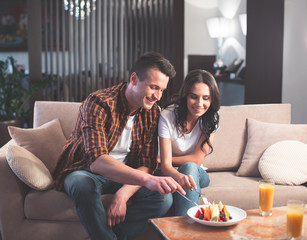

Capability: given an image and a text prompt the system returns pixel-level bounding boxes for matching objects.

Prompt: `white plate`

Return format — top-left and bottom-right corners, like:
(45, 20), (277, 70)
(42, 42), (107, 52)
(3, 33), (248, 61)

(187, 205), (247, 227)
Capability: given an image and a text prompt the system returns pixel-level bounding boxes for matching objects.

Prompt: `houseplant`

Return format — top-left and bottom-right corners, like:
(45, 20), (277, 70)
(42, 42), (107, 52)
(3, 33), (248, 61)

(0, 56), (52, 146)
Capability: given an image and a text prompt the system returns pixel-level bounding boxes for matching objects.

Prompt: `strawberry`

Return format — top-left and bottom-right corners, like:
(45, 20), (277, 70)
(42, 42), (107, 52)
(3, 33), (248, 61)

(195, 209), (201, 218)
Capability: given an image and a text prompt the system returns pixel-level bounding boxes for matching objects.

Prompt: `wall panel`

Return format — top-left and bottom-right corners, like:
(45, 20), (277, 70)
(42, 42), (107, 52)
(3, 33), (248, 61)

(41, 0), (179, 103)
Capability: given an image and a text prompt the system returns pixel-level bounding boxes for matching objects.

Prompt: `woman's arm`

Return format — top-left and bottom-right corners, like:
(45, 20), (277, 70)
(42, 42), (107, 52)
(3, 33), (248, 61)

(159, 137), (183, 181)
(171, 132), (216, 167)
(159, 132), (215, 190)
(159, 137), (197, 190)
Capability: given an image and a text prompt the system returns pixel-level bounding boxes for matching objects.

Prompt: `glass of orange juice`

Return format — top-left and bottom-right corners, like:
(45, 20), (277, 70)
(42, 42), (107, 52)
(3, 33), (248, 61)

(287, 200), (305, 239)
(259, 180), (274, 216)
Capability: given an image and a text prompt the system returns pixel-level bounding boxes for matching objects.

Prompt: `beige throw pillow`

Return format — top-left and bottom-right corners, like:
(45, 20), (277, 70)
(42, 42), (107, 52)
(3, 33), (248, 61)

(6, 145), (54, 190)
(8, 118), (67, 173)
(258, 140), (307, 185)
(236, 118), (307, 177)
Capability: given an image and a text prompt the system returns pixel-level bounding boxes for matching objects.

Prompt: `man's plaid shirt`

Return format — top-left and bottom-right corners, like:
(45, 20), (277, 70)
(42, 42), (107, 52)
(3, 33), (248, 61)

(52, 82), (160, 191)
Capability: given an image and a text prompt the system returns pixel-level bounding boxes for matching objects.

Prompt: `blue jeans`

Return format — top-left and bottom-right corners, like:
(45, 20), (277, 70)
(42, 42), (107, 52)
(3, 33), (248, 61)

(174, 162), (210, 216)
(63, 170), (173, 240)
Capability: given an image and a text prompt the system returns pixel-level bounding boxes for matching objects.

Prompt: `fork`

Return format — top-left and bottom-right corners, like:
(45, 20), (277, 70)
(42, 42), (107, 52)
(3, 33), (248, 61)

(192, 187), (210, 205)
(176, 191), (204, 214)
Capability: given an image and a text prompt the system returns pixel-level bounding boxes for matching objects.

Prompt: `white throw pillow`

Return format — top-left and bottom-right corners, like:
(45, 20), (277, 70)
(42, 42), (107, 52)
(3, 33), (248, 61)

(258, 140), (307, 185)
(6, 145), (54, 190)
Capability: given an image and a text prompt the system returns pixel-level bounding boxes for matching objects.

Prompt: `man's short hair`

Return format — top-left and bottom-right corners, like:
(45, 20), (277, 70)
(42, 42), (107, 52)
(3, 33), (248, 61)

(131, 52), (176, 81)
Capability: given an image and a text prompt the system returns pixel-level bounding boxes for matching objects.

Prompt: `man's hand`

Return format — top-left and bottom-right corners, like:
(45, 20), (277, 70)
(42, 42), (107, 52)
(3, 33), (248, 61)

(107, 193), (128, 227)
(177, 174), (197, 191)
(145, 175), (186, 196)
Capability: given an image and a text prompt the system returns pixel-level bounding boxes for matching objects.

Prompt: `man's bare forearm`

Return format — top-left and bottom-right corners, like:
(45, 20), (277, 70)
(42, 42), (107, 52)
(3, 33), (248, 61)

(90, 155), (150, 186)
(115, 166), (152, 201)
(90, 154), (185, 195)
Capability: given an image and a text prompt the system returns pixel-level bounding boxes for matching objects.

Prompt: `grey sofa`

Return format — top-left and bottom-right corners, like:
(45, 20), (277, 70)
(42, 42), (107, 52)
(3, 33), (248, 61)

(0, 101), (306, 240)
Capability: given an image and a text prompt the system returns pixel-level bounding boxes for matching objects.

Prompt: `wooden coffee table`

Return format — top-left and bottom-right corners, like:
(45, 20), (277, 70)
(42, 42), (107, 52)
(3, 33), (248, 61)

(149, 206), (307, 240)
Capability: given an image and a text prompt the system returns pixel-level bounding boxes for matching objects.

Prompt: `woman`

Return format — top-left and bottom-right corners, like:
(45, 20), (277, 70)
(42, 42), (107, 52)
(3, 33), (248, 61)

(158, 69), (220, 216)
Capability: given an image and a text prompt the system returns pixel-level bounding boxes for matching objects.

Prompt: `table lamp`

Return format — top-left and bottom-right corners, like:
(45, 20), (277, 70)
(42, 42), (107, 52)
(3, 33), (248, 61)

(206, 17), (231, 72)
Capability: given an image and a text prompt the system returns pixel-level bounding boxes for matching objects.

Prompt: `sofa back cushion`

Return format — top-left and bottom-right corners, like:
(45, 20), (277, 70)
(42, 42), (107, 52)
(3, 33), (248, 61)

(205, 104), (291, 171)
(33, 102), (291, 172)
(33, 101), (82, 139)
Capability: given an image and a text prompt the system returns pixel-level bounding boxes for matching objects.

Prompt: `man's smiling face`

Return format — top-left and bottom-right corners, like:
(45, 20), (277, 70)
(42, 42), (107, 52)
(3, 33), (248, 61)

(129, 68), (169, 111)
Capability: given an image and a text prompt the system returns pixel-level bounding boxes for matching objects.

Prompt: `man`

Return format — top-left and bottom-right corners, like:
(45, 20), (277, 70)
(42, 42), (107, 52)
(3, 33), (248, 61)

(52, 52), (185, 240)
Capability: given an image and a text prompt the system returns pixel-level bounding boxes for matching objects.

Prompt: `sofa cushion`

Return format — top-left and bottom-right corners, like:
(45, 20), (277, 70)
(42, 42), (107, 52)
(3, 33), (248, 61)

(33, 101), (81, 139)
(24, 189), (114, 221)
(258, 140), (307, 185)
(8, 118), (67, 173)
(6, 145), (54, 190)
(204, 104), (291, 171)
(236, 118), (307, 177)
(205, 171), (307, 210)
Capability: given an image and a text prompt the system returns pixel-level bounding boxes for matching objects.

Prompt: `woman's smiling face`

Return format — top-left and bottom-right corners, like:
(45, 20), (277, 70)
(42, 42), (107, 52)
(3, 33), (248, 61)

(186, 82), (212, 121)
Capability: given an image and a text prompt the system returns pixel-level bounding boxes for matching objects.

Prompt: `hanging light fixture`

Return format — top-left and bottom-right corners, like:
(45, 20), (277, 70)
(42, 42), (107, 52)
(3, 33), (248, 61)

(64, 0), (96, 20)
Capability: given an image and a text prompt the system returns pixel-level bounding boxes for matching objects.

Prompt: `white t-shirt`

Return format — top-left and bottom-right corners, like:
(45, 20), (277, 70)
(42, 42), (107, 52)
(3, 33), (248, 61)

(109, 115), (135, 163)
(158, 104), (202, 156)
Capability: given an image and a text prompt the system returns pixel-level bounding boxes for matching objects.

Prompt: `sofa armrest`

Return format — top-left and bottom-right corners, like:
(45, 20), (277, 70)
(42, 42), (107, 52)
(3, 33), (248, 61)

(0, 140), (30, 238)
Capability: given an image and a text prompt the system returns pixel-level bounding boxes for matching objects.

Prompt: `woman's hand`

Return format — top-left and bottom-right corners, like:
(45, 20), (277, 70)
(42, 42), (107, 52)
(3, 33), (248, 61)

(177, 173), (197, 190)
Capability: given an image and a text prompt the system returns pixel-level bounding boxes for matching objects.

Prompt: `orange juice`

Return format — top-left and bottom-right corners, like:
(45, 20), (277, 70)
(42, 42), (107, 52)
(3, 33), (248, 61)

(287, 201), (305, 238)
(259, 181), (274, 216)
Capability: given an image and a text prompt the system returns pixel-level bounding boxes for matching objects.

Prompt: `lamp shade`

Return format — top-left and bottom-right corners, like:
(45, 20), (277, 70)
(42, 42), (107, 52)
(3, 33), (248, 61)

(206, 17), (231, 38)
(239, 14), (247, 36)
